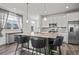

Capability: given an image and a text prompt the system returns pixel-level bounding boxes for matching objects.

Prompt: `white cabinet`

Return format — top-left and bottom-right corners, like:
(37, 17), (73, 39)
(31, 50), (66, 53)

(42, 14), (67, 27)
(6, 33), (15, 44)
(51, 16), (56, 23)
(48, 16), (53, 24)
(41, 12), (79, 27)
(67, 12), (79, 21)
(56, 15), (67, 27)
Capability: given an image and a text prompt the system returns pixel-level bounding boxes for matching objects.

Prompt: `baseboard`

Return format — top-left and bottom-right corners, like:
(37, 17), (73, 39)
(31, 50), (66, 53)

(68, 43), (79, 45)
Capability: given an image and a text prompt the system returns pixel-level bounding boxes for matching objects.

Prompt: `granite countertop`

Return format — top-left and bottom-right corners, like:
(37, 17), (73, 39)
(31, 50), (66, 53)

(3, 29), (22, 34)
(15, 32), (58, 38)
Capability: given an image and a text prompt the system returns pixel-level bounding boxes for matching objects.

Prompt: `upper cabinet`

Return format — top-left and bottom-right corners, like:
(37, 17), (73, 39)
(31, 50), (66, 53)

(67, 12), (79, 21)
(41, 11), (79, 28)
(41, 14), (67, 27)
(56, 14), (67, 27)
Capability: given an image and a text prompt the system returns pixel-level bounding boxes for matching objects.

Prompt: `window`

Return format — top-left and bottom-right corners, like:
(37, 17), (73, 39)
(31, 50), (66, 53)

(0, 8), (23, 32)
(5, 13), (23, 30)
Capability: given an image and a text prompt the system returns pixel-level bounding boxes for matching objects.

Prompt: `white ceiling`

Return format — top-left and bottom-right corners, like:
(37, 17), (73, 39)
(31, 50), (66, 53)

(0, 3), (79, 15)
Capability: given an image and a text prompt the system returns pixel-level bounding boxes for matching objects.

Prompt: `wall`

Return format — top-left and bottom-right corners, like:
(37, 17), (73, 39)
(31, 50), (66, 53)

(0, 30), (6, 45)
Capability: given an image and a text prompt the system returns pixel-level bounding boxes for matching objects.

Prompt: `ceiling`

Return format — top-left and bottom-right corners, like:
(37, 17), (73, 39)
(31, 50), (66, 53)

(0, 3), (79, 16)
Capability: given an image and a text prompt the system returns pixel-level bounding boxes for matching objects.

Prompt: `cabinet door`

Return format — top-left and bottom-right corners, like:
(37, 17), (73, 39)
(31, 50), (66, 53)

(57, 15), (67, 27)
(52, 16), (57, 23)
(6, 34), (15, 44)
(67, 12), (79, 21)
(48, 16), (53, 24)
(47, 16), (56, 26)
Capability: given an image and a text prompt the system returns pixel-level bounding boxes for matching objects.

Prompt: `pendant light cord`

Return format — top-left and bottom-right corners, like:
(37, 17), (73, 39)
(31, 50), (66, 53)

(27, 3), (28, 20)
(44, 3), (47, 15)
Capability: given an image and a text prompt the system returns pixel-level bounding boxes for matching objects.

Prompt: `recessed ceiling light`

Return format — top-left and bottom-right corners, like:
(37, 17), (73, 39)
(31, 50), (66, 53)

(44, 17), (47, 21)
(66, 6), (69, 9)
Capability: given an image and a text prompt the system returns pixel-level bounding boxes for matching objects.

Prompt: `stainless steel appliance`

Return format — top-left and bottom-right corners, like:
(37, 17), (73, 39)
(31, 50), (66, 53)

(68, 21), (79, 44)
(49, 23), (58, 32)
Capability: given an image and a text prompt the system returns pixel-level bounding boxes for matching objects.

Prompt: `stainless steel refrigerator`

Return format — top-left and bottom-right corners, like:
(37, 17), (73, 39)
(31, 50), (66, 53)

(68, 21), (79, 44)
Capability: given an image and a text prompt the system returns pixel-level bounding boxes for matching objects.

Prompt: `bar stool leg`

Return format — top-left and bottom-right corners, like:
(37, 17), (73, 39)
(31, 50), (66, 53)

(15, 43), (19, 55)
(20, 43), (23, 55)
(44, 47), (46, 55)
(40, 49), (41, 55)
(58, 46), (61, 55)
(37, 49), (39, 55)
(36, 48), (37, 55)
(28, 42), (29, 52)
(32, 48), (34, 55)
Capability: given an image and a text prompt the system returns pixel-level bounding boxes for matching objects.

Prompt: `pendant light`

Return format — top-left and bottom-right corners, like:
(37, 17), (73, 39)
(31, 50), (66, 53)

(26, 3), (29, 23)
(44, 16), (47, 21)
(43, 3), (47, 21)
(65, 3), (69, 9)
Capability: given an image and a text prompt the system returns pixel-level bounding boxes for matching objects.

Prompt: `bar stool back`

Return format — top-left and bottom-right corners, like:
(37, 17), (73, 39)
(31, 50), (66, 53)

(56, 36), (63, 46)
(31, 37), (46, 55)
(14, 35), (29, 55)
(52, 36), (63, 55)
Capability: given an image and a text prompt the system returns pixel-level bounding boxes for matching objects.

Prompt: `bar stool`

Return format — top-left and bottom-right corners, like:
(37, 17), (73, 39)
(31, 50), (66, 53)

(22, 36), (29, 49)
(31, 37), (46, 55)
(14, 35), (29, 55)
(51, 36), (63, 55)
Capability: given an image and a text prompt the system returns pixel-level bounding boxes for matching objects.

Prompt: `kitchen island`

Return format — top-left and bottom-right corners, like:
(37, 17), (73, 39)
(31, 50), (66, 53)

(15, 32), (58, 55)
(15, 32), (58, 38)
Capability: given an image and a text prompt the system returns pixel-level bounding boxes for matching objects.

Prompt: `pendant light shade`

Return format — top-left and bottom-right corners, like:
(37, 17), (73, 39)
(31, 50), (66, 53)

(26, 20), (29, 23)
(44, 16), (47, 21)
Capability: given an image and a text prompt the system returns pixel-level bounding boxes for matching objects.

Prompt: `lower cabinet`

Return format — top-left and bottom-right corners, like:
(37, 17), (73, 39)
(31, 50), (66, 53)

(6, 33), (15, 44)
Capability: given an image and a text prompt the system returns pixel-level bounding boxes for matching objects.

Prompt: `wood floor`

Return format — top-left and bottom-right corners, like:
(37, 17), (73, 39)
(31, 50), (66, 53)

(0, 43), (79, 55)
(61, 43), (79, 55)
(0, 43), (16, 55)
